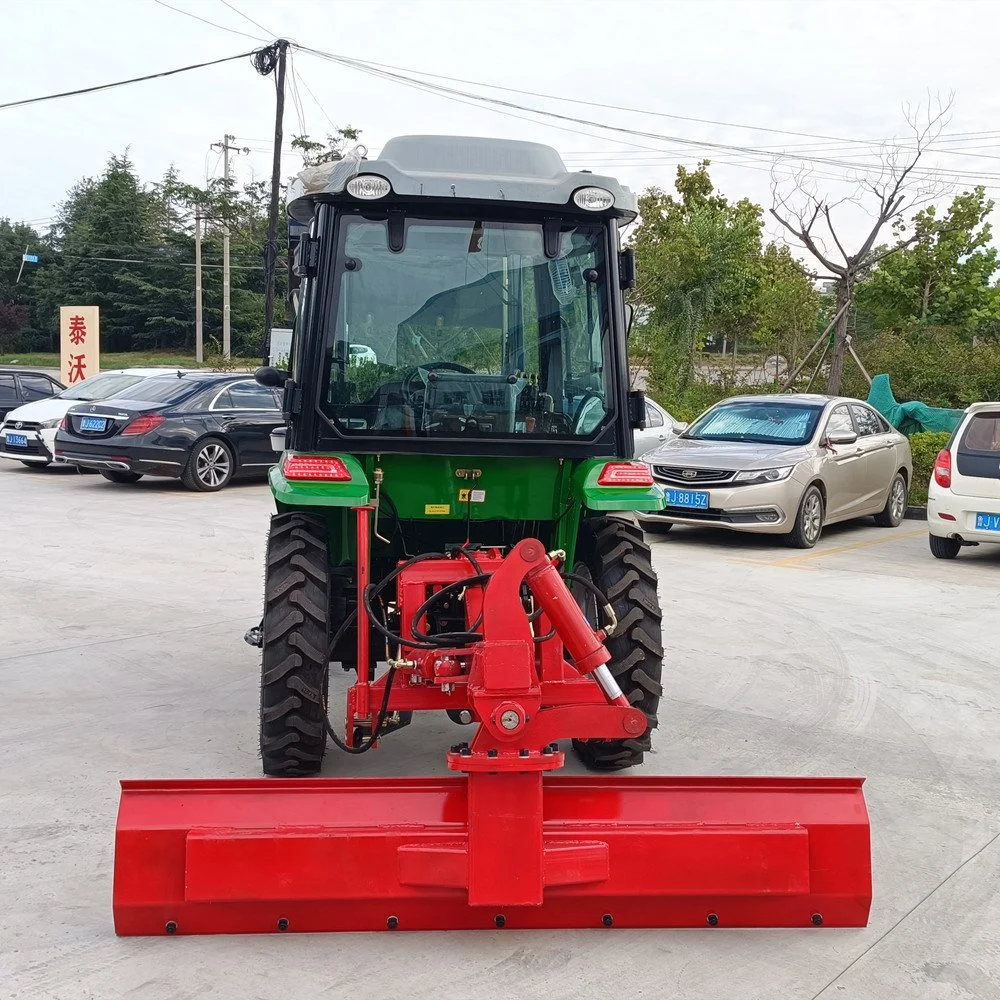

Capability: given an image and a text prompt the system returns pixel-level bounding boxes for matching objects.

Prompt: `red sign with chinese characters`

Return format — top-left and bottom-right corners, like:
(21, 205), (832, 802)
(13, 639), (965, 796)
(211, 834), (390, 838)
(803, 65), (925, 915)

(60, 306), (100, 384)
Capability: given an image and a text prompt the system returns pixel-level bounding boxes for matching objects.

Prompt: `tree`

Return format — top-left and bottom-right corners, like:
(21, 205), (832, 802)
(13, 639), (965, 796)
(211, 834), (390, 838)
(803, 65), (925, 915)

(0, 218), (50, 351)
(855, 186), (1000, 339)
(753, 244), (822, 365)
(291, 126), (362, 166)
(770, 101), (951, 393)
(632, 161), (763, 383)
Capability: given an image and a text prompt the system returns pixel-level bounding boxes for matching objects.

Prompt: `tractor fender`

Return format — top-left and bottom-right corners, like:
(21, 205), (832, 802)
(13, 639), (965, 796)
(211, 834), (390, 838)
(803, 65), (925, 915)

(571, 459), (665, 513)
(269, 452), (370, 510)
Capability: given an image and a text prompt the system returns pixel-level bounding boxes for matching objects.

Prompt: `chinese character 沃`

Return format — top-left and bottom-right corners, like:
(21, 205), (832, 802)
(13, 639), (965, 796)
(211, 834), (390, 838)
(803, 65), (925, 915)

(67, 353), (87, 384)
(68, 315), (88, 346)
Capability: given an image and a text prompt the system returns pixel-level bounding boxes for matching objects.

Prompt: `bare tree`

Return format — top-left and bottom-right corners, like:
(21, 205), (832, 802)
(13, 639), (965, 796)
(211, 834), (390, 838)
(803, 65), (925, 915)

(770, 100), (952, 393)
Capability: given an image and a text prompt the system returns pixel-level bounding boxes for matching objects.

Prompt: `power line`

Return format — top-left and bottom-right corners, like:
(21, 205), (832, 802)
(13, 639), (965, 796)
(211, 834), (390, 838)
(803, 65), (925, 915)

(218, 0), (275, 37)
(0, 48), (256, 111)
(151, 0), (266, 42)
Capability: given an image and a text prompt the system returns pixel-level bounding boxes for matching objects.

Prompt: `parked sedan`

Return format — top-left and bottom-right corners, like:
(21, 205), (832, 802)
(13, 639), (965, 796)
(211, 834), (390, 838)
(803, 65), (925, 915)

(0, 367), (64, 422)
(927, 403), (1000, 558)
(54, 372), (284, 491)
(638, 394), (912, 548)
(0, 368), (190, 468)
(633, 398), (686, 456)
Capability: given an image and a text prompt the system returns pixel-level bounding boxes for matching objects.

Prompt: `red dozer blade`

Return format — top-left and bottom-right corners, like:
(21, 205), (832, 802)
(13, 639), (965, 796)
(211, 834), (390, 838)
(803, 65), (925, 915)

(113, 773), (871, 934)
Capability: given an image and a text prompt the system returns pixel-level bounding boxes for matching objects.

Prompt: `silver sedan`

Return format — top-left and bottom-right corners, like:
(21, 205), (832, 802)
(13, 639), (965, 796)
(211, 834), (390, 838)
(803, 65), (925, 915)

(637, 393), (912, 548)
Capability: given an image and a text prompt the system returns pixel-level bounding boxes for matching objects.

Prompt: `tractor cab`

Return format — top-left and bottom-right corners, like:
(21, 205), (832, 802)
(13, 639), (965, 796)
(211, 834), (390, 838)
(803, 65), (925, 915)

(276, 136), (640, 459)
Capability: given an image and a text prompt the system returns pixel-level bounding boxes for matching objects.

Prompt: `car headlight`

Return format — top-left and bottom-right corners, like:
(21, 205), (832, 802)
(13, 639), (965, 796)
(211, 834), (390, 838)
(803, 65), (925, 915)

(733, 466), (794, 485)
(39, 417), (61, 429)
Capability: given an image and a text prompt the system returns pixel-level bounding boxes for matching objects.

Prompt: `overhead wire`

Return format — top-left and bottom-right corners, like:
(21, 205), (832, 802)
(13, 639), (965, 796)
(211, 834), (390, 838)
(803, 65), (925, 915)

(0, 48), (257, 111)
(217, 0), (276, 37)
(151, 0), (267, 42)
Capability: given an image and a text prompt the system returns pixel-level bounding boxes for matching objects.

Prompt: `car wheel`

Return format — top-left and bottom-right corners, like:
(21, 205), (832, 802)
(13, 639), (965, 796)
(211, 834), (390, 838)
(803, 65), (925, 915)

(182, 437), (234, 492)
(874, 472), (908, 528)
(785, 485), (824, 549)
(929, 534), (962, 560)
(100, 470), (143, 485)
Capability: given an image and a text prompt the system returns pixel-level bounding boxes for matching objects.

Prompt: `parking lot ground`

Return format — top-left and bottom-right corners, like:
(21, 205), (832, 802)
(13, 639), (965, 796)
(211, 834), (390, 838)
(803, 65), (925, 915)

(2, 461), (998, 1000)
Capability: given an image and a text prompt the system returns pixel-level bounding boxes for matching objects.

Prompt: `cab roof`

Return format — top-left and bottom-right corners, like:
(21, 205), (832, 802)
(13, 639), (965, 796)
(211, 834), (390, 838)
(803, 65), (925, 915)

(287, 135), (638, 224)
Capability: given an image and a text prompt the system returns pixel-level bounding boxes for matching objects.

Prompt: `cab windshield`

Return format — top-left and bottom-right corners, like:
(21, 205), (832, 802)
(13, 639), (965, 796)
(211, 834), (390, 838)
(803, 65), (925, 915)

(321, 215), (610, 438)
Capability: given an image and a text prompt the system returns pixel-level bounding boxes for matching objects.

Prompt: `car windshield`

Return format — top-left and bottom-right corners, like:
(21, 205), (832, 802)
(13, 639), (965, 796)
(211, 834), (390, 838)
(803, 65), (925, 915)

(320, 215), (610, 439)
(58, 373), (145, 401)
(686, 401), (822, 445)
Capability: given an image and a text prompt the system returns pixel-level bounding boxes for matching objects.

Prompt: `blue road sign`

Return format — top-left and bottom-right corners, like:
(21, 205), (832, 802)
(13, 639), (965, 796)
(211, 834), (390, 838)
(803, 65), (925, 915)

(22, 254), (39, 264)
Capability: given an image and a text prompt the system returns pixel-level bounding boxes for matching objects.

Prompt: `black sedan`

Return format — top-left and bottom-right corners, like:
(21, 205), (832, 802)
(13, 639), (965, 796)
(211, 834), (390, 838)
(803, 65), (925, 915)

(54, 372), (284, 491)
(0, 367), (64, 421)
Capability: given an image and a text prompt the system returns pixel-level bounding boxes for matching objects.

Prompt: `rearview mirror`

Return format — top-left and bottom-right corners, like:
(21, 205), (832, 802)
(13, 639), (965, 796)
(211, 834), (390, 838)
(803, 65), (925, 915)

(672, 421), (688, 434)
(826, 429), (858, 446)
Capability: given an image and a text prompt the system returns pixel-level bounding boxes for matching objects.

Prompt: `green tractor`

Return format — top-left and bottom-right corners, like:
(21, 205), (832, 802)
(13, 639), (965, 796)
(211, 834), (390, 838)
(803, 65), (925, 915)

(253, 135), (666, 777)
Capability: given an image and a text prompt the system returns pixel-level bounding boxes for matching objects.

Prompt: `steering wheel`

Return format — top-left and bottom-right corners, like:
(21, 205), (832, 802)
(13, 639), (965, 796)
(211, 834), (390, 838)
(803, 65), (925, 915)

(401, 361), (475, 408)
(572, 390), (606, 436)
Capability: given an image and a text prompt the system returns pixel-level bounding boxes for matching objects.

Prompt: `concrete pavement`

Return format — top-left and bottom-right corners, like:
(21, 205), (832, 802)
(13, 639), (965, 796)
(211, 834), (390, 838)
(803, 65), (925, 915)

(1, 462), (997, 1000)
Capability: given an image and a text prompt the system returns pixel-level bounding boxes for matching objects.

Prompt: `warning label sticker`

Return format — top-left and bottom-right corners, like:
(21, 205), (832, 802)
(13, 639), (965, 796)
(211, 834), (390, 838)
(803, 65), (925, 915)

(458, 489), (487, 503)
(424, 504), (451, 515)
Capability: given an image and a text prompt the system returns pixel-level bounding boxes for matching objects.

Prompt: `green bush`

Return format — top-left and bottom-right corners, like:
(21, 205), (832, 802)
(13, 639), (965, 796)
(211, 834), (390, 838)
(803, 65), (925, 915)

(908, 431), (951, 505)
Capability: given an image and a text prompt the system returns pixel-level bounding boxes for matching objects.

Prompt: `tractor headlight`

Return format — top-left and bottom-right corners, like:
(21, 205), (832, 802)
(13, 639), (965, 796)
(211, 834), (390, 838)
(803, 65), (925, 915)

(572, 186), (615, 211)
(346, 174), (392, 200)
(733, 466), (794, 485)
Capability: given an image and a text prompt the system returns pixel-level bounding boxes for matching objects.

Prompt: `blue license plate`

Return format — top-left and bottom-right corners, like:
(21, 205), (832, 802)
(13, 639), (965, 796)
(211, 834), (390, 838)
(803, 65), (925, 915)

(975, 513), (1000, 531)
(6, 433), (28, 448)
(81, 416), (107, 432)
(664, 488), (710, 509)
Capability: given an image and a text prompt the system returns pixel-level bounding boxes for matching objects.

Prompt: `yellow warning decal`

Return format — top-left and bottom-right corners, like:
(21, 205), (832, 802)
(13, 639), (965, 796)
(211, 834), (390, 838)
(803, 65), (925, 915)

(424, 504), (451, 515)
(458, 489), (487, 503)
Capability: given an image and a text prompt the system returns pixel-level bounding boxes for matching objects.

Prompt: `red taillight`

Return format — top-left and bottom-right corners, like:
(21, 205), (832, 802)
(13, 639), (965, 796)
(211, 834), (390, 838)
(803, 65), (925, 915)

(123, 414), (165, 436)
(282, 455), (352, 481)
(59, 416), (68, 431)
(933, 449), (952, 489)
(597, 462), (654, 487)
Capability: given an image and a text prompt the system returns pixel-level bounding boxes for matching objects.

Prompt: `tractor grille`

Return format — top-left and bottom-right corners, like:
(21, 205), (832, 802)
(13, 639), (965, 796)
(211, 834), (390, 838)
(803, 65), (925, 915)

(653, 466), (736, 486)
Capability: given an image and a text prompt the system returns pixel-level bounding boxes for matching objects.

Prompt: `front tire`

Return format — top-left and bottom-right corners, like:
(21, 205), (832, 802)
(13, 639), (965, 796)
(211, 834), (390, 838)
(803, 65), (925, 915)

(786, 485), (824, 549)
(259, 513), (331, 776)
(101, 470), (143, 484)
(571, 517), (664, 771)
(929, 534), (962, 560)
(182, 437), (234, 492)
(874, 472), (908, 528)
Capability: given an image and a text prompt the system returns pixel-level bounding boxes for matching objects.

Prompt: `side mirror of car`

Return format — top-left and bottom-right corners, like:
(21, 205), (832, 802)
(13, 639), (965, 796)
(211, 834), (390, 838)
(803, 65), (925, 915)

(255, 365), (288, 388)
(270, 426), (287, 453)
(672, 421), (688, 434)
(826, 429), (858, 447)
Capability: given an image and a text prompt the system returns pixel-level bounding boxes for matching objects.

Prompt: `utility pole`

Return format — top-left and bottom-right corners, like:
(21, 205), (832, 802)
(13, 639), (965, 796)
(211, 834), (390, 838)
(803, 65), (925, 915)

(210, 134), (244, 358)
(263, 39), (289, 365)
(194, 208), (204, 363)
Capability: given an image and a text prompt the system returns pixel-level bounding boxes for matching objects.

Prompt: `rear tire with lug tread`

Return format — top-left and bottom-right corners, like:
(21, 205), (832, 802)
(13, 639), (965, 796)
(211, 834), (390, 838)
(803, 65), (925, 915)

(571, 517), (664, 771)
(786, 485), (824, 549)
(101, 470), (143, 484)
(929, 533), (962, 560)
(874, 471), (908, 528)
(260, 512), (331, 776)
(182, 436), (234, 492)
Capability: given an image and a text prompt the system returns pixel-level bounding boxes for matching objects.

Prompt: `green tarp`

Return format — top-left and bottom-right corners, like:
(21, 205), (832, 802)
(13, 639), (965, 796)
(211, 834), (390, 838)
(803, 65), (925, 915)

(866, 373), (964, 436)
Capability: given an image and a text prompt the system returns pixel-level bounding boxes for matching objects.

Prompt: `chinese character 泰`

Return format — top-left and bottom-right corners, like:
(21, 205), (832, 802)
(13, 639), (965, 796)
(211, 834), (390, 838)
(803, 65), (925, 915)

(68, 315), (87, 346)
(67, 353), (87, 384)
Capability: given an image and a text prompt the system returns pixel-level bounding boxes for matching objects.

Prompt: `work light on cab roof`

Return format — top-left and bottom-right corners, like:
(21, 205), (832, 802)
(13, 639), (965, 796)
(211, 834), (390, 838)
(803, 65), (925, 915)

(111, 134), (873, 938)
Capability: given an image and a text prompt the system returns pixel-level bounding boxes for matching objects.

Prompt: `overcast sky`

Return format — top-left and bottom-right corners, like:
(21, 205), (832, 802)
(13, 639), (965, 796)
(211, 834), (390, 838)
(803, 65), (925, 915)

(4, 0), (1000, 265)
